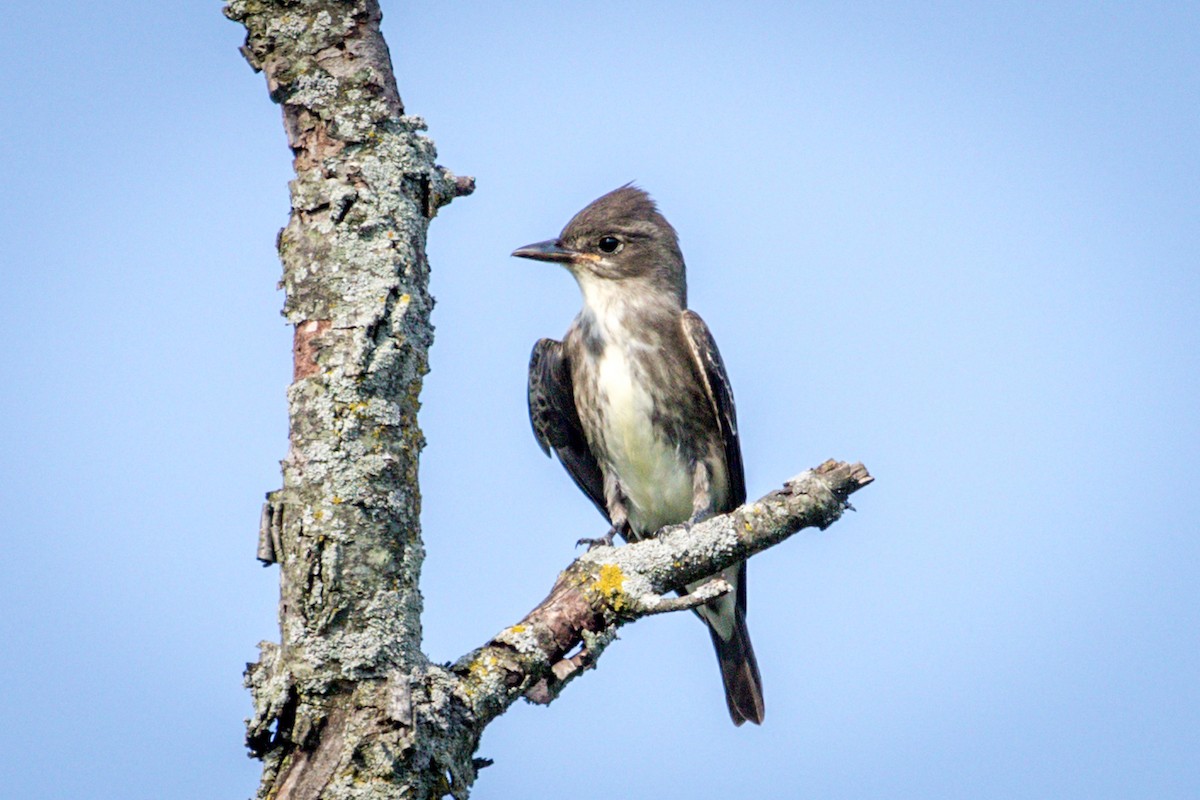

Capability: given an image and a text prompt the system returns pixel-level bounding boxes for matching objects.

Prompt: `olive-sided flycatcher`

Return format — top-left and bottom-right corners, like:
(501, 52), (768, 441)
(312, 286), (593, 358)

(512, 185), (764, 725)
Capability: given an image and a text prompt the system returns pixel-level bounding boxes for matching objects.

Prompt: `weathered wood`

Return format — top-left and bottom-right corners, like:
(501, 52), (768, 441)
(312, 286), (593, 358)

(225, 1), (471, 797)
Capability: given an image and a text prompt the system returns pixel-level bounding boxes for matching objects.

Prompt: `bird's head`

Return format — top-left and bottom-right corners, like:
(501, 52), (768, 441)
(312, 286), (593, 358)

(512, 185), (686, 307)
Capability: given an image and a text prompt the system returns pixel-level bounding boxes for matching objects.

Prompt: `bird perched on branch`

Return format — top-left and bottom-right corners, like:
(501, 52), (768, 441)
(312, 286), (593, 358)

(512, 185), (763, 725)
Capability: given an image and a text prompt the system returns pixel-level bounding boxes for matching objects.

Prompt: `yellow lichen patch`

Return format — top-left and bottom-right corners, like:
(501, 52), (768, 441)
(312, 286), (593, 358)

(594, 563), (625, 604)
(462, 652), (503, 698)
(332, 496), (343, 505)
(468, 654), (498, 678)
(509, 624), (526, 634)
(314, 509), (325, 521)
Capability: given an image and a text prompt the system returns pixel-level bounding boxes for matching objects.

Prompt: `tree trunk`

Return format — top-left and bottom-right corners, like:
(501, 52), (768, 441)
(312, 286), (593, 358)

(225, 3), (871, 799)
(226, 1), (476, 797)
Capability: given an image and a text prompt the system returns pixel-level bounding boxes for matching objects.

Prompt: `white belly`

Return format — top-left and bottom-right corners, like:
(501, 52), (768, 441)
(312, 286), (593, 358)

(596, 344), (693, 535)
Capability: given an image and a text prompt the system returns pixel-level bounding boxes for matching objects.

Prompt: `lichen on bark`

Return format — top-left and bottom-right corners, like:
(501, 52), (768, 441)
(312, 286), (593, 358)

(227, 1), (474, 797)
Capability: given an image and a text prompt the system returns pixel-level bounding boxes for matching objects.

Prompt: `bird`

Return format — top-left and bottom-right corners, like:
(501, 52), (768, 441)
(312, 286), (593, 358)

(512, 185), (764, 726)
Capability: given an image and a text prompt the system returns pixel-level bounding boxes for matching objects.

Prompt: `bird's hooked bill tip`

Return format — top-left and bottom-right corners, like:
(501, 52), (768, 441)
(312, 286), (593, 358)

(511, 239), (577, 263)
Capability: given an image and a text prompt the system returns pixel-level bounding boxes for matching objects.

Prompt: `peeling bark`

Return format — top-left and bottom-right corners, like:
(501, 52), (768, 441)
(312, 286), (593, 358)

(227, 3), (871, 799)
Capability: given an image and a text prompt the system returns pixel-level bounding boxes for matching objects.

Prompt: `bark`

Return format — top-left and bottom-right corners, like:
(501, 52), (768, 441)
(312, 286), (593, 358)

(226, 3), (871, 799)
(226, 1), (472, 797)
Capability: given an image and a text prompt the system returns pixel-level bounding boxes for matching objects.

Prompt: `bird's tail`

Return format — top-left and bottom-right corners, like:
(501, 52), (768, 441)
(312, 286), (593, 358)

(707, 604), (765, 726)
(689, 562), (765, 725)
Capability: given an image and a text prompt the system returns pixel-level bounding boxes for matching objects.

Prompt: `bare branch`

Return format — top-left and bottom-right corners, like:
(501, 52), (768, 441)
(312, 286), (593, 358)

(630, 576), (732, 616)
(455, 460), (873, 727)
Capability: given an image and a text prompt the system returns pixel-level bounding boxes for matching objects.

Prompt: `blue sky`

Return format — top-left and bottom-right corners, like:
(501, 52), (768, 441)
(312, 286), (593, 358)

(0, 2), (1197, 798)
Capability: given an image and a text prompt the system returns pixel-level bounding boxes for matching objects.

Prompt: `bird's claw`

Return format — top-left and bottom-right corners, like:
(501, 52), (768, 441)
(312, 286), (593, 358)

(575, 528), (617, 550)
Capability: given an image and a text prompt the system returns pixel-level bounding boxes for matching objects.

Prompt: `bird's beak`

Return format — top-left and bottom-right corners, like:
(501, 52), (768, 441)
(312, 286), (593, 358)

(511, 239), (578, 263)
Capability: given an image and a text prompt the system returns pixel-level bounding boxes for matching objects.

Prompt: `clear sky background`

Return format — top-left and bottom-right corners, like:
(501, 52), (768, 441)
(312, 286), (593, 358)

(1, 2), (1197, 798)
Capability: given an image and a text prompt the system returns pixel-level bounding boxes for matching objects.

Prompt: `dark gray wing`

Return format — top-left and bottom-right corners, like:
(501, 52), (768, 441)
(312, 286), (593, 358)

(681, 313), (761, 722)
(528, 338), (609, 520)
(681, 311), (746, 509)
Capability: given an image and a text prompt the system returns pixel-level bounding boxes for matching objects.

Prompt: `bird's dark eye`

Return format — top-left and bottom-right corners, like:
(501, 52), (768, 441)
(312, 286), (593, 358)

(597, 236), (621, 254)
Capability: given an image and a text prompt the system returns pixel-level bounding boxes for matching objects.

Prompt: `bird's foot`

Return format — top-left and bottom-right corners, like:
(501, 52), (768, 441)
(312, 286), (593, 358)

(685, 508), (715, 529)
(576, 527), (618, 550)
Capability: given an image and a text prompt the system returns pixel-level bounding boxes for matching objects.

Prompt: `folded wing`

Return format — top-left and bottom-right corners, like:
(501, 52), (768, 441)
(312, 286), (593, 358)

(528, 337), (609, 520)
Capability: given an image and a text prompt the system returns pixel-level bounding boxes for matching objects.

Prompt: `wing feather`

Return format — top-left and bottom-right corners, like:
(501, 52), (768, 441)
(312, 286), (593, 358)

(680, 311), (746, 509)
(528, 338), (609, 520)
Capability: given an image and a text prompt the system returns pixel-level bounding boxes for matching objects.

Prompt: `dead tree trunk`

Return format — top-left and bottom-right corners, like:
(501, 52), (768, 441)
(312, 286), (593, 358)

(226, 3), (871, 798)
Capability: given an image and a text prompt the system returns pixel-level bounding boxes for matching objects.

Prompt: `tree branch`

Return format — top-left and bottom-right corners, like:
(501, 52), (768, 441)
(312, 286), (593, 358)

(454, 460), (873, 725)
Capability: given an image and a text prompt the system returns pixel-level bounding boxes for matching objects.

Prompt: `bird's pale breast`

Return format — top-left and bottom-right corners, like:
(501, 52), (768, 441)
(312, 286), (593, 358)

(595, 341), (694, 535)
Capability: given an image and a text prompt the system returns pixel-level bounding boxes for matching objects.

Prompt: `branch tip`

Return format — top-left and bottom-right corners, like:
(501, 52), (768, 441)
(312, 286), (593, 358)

(632, 577), (732, 616)
(453, 175), (476, 197)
